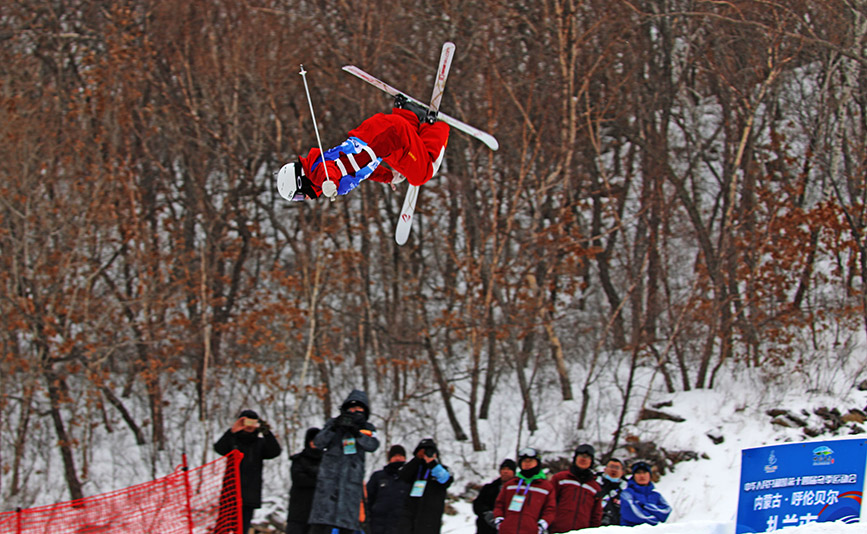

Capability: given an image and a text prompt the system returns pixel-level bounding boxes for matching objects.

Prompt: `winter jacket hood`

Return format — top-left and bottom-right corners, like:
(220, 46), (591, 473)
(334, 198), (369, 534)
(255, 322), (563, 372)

(341, 389), (371, 419)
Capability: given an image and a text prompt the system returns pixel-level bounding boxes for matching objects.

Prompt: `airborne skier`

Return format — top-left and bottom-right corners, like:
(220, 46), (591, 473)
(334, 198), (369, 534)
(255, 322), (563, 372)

(277, 100), (450, 201)
(279, 42), (495, 245)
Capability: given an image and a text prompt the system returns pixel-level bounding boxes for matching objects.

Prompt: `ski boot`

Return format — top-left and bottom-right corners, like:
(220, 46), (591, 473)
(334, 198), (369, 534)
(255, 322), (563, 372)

(394, 94), (438, 124)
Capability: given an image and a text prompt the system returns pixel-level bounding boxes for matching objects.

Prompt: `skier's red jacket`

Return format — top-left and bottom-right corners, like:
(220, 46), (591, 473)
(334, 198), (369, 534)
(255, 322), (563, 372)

(548, 470), (603, 532)
(493, 475), (556, 534)
(300, 108), (449, 196)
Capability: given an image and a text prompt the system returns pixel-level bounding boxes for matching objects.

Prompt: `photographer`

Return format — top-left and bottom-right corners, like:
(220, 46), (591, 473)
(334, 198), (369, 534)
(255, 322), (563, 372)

(398, 438), (453, 534)
(308, 390), (379, 534)
(214, 409), (282, 533)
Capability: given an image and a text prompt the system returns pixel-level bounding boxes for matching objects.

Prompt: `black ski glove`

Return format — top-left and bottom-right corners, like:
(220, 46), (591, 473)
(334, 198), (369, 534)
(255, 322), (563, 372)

(334, 413), (354, 431)
(347, 411), (366, 430)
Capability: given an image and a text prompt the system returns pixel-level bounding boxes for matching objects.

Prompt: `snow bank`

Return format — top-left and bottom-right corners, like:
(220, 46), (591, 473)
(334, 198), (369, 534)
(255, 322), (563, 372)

(443, 501), (862, 533)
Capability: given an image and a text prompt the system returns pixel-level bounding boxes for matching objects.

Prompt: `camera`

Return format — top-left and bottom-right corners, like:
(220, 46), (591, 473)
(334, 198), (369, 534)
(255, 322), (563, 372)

(242, 417), (259, 430)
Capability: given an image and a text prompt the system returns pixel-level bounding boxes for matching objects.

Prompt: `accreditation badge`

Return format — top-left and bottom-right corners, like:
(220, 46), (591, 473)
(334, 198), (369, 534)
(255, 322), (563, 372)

(342, 437), (357, 454)
(410, 479), (428, 497)
(508, 493), (526, 512)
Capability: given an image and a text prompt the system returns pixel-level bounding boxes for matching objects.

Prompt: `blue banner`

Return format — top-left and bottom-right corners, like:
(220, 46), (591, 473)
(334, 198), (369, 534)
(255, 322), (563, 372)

(736, 438), (867, 533)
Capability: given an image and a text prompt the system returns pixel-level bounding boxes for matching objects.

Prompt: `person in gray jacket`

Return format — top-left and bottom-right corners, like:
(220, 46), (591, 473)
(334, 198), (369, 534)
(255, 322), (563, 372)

(308, 390), (379, 534)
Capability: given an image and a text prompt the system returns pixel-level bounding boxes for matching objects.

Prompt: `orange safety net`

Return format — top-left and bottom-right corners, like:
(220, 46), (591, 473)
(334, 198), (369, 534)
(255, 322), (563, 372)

(0, 450), (243, 534)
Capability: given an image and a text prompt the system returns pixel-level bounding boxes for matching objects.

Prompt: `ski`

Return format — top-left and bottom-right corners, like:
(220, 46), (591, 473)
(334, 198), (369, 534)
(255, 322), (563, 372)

(341, 66), (499, 152)
(395, 42), (454, 246)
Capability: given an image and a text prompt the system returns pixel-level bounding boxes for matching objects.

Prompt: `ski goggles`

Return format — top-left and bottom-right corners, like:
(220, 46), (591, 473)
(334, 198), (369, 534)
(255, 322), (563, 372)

(518, 447), (539, 459)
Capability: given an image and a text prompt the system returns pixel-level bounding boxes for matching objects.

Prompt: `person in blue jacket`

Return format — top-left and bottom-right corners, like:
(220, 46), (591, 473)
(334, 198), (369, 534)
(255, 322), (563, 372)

(620, 461), (672, 526)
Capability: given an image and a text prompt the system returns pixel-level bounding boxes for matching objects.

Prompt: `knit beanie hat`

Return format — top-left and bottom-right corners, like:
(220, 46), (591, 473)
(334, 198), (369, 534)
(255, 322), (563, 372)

(499, 458), (518, 471)
(388, 444), (407, 459)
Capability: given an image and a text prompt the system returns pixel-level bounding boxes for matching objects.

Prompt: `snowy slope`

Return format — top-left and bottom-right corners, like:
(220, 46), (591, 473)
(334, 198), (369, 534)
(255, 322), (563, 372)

(429, 366), (867, 534)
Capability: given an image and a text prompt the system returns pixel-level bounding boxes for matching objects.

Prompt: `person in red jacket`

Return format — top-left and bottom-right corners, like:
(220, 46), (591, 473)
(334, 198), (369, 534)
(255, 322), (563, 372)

(277, 98), (450, 201)
(548, 444), (603, 532)
(493, 448), (556, 534)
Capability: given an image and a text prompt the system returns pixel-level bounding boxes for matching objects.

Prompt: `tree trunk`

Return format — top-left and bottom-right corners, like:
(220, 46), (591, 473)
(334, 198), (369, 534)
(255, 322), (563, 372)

(514, 331), (538, 433)
(526, 274), (573, 400)
(467, 329), (484, 451)
(44, 366), (84, 502)
(607, 343), (640, 458)
(9, 382), (35, 498)
(478, 304), (498, 420)
(422, 336), (468, 441)
(101, 385), (146, 446)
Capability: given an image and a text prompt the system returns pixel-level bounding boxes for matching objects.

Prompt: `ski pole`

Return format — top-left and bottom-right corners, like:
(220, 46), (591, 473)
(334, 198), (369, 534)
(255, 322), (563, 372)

(299, 64), (336, 200)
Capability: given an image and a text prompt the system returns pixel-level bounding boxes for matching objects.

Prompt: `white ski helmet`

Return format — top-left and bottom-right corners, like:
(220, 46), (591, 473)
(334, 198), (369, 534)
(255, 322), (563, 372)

(277, 161), (307, 201)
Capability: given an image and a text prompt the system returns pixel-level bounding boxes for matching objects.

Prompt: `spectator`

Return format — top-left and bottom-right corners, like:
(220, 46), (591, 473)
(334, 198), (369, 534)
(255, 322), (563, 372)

(285, 427), (323, 534)
(214, 409), (282, 534)
(366, 445), (410, 534)
(398, 438), (454, 534)
(620, 461), (672, 527)
(493, 448), (555, 534)
(549, 444), (602, 532)
(596, 457), (627, 526)
(308, 390), (380, 534)
(472, 458), (516, 534)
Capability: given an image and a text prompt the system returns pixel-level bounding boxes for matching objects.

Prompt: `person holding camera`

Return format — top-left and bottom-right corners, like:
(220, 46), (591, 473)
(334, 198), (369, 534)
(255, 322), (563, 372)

(214, 409), (282, 533)
(397, 438), (454, 534)
(308, 390), (380, 534)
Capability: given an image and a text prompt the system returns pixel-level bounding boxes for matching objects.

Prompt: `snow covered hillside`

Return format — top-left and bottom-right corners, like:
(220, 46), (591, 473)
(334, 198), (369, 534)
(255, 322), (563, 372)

(430, 369), (867, 534)
(255, 352), (867, 534)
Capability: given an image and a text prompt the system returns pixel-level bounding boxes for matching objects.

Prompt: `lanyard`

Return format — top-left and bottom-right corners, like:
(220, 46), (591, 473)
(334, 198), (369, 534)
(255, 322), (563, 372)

(514, 479), (531, 496)
(416, 465), (431, 481)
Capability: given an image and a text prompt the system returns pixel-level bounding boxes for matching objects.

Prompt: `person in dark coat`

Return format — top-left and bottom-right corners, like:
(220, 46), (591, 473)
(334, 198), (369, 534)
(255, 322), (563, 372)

(549, 444), (603, 532)
(596, 457), (627, 526)
(472, 458), (516, 534)
(214, 409), (282, 534)
(308, 390), (380, 534)
(366, 444), (409, 534)
(398, 438), (454, 534)
(286, 427), (324, 534)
